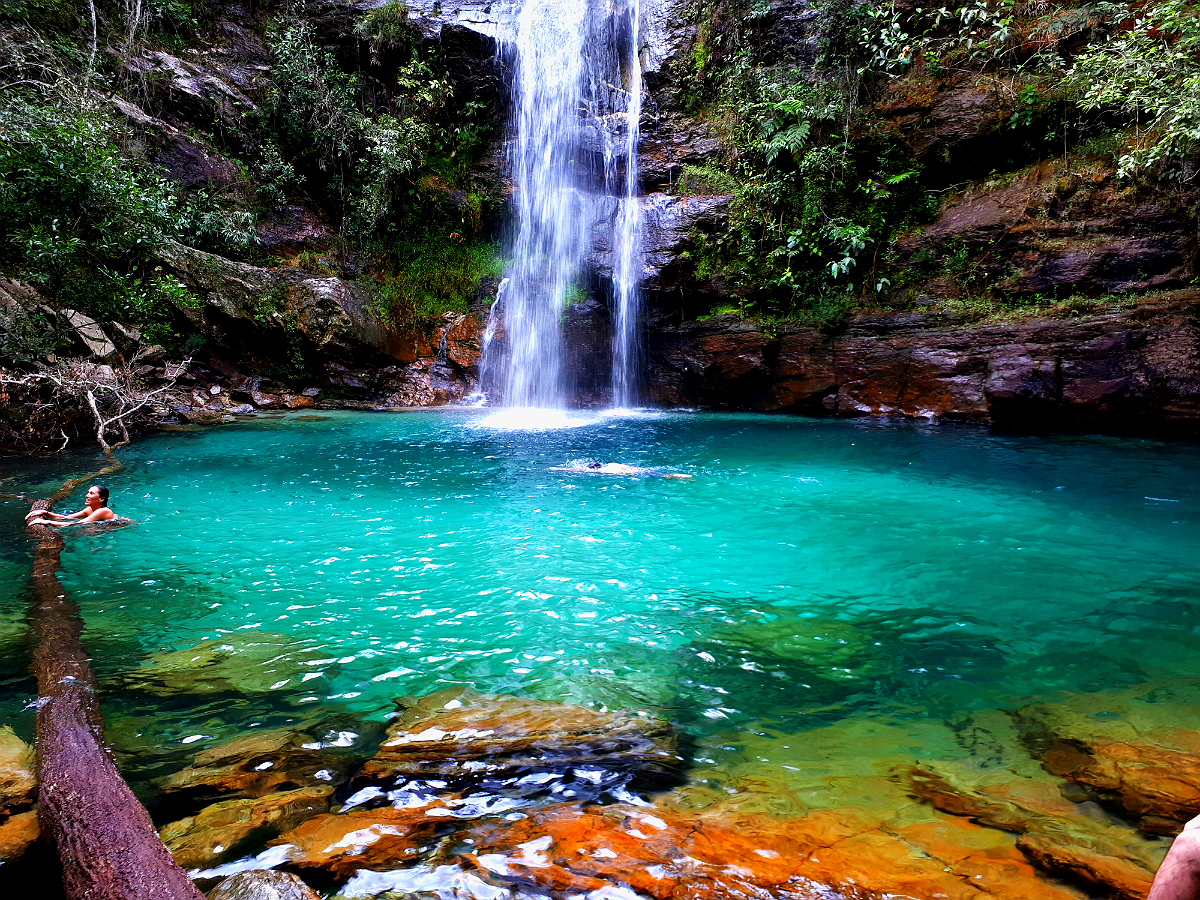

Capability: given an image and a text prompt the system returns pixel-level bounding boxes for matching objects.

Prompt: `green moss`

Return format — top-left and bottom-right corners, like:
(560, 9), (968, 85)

(368, 232), (502, 324)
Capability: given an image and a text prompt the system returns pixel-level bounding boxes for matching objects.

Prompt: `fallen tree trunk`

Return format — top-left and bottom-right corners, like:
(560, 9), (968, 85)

(27, 491), (205, 900)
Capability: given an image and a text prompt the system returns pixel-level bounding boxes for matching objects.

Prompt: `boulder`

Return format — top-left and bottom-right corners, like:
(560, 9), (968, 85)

(112, 97), (242, 190)
(356, 687), (680, 785)
(123, 49), (257, 133)
(157, 726), (353, 804)
(207, 869), (321, 900)
(256, 206), (335, 257)
(120, 632), (337, 696)
(161, 786), (332, 869)
(0, 810), (39, 864)
(268, 802), (461, 877)
(0, 726), (36, 814)
(60, 309), (118, 360)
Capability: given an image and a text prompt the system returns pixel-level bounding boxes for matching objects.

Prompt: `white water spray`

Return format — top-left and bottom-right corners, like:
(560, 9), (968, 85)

(482, 0), (644, 412)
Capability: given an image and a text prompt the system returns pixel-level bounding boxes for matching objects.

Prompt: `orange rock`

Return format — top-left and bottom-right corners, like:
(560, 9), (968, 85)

(904, 763), (1160, 897)
(160, 785), (332, 869)
(0, 726), (35, 814)
(452, 803), (1086, 900)
(1017, 833), (1155, 900)
(358, 687), (679, 784)
(1018, 698), (1200, 826)
(270, 803), (457, 877)
(0, 809), (39, 863)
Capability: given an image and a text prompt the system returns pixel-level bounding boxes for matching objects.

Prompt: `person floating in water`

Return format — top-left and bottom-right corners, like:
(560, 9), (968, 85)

(25, 485), (118, 527)
(550, 461), (693, 479)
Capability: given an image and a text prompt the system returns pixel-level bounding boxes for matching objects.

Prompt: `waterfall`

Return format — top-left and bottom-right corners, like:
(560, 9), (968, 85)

(482, 0), (644, 411)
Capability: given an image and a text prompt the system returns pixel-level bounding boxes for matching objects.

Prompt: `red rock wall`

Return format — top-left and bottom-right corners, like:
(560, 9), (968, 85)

(646, 293), (1200, 432)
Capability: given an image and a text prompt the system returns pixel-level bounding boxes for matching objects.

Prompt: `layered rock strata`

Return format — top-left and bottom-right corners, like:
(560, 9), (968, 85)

(645, 292), (1200, 431)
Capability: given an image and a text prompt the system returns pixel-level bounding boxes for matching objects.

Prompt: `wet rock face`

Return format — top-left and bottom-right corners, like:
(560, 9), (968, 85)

(161, 787), (333, 870)
(645, 294), (1200, 432)
(207, 868), (321, 900)
(0, 726), (37, 863)
(894, 162), (1198, 299)
(357, 687), (681, 787)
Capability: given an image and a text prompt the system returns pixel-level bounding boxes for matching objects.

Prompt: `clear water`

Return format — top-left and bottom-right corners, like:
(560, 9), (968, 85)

(1, 410), (1199, 809)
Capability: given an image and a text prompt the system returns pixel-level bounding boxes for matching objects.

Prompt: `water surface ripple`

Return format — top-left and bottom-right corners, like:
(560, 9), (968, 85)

(1, 410), (1198, 801)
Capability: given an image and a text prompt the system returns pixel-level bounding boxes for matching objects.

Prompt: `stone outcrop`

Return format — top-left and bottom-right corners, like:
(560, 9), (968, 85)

(156, 726), (355, 808)
(160, 787), (333, 870)
(0, 726), (37, 863)
(357, 687), (680, 785)
(645, 292), (1200, 432)
(154, 241), (488, 405)
(207, 869), (321, 900)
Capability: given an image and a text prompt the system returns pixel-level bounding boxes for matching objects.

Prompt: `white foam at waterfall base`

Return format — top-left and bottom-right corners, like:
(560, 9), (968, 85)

(472, 408), (599, 431)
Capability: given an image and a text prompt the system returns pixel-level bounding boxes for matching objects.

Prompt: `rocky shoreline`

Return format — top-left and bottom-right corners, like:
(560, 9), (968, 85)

(9, 654), (1200, 900)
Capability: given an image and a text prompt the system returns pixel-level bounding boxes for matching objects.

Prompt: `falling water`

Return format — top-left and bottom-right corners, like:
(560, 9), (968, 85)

(608, 2), (643, 409)
(482, 0), (644, 411)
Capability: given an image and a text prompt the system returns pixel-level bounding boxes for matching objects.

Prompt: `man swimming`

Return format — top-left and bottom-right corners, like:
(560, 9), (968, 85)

(25, 485), (117, 527)
(550, 461), (693, 479)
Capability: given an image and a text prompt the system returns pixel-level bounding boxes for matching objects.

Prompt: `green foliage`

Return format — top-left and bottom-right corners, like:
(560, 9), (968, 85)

(854, 0), (1019, 75)
(354, 2), (420, 65)
(1067, 0), (1200, 176)
(674, 58), (928, 318)
(367, 231), (502, 324)
(0, 96), (209, 343)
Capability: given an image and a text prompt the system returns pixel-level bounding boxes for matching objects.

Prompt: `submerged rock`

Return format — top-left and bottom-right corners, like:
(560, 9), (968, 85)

(120, 632), (334, 696)
(161, 786), (332, 870)
(357, 687), (680, 785)
(906, 763), (1159, 899)
(158, 726), (353, 802)
(1017, 693), (1200, 829)
(269, 802), (462, 878)
(0, 810), (39, 864)
(0, 726), (36, 813)
(207, 869), (321, 900)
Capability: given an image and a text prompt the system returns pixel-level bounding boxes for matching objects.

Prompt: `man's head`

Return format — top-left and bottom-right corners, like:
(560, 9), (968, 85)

(87, 485), (110, 507)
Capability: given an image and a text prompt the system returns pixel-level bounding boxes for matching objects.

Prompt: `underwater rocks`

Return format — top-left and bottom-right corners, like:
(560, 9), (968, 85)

(121, 633), (337, 696)
(158, 726), (353, 803)
(906, 763), (1158, 899)
(0, 726), (37, 863)
(357, 687), (680, 785)
(1017, 693), (1200, 831)
(160, 786), (333, 870)
(208, 869), (321, 900)
(645, 292), (1200, 432)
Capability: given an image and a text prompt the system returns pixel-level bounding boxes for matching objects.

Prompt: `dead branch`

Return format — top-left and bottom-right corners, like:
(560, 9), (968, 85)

(0, 355), (190, 453)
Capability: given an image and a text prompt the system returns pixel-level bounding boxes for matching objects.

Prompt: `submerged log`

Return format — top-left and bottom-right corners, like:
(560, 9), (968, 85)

(27, 497), (204, 900)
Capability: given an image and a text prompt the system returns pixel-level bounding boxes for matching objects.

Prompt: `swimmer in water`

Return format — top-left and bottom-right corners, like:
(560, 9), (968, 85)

(25, 485), (117, 527)
(550, 461), (693, 479)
